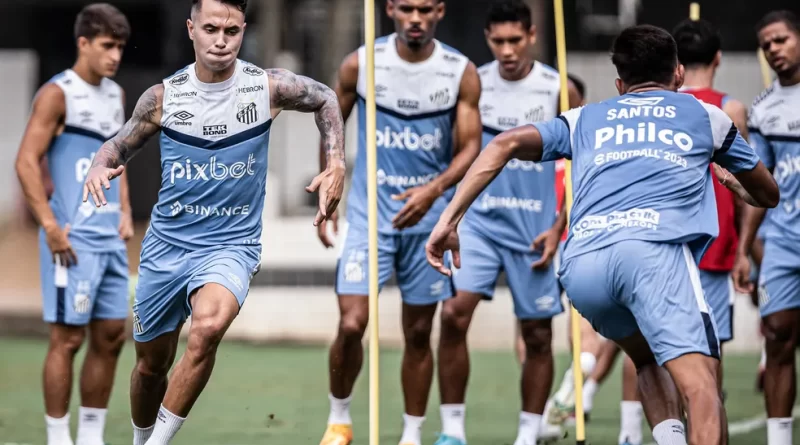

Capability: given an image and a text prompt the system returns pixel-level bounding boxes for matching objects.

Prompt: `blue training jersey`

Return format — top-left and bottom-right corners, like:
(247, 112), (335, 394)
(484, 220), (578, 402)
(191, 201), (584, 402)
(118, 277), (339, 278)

(46, 69), (126, 252)
(147, 60), (271, 249)
(461, 60), (561, 252)
(346, 33), (469, 235)
(533, 90), (760, 264)
(748, 81), (800, 241)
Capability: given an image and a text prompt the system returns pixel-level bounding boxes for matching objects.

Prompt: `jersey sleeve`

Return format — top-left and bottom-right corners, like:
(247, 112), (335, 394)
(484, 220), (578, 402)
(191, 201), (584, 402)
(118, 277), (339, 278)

(746, 106), (775, 169)
(701, 102), (760, 173)
(532, 106), (581, 162)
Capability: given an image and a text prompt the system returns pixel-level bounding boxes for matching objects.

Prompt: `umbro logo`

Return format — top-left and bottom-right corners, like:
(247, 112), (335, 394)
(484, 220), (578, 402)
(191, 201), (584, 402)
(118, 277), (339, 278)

(618, 97), (664, 106)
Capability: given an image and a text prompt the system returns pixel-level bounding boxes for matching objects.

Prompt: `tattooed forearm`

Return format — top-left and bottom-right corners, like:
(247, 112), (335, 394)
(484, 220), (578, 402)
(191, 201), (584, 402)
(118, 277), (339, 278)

(267, 69), (346, 166)
(91, 84), (163, 169)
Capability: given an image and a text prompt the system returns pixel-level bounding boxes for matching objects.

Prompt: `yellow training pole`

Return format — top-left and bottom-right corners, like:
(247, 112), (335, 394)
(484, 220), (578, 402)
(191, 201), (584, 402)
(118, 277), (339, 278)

(689, 3), (700, 21)
(552, 0), (585, 443)
(758, 49), (773, 88)
(364, 0), (380, 444)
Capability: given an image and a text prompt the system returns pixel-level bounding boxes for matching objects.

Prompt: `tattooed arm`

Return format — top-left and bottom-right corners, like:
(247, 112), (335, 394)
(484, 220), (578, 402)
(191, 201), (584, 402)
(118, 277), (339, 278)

(267, 68), (346, 227)
(83, 84), (163, 207)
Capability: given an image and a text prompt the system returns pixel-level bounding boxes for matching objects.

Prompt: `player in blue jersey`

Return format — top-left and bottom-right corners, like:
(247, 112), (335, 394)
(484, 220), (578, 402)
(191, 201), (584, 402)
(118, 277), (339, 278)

(731, 10), (800, 445)
(427, 24), (778, 445)
(81, 1), (346, 444)
(15, 5), (131, 445)
(315, 1), (481, 444)
(432, 2), (581, 445)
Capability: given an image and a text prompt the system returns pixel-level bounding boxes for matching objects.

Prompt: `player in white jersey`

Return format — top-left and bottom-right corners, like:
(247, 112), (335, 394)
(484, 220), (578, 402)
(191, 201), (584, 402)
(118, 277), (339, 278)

(315, 1), (482, 444)
(732, 10), (800, 445)
(433, 2), (580, 444)
(81, 1), (346, 444)
(15, 5), (131, 445)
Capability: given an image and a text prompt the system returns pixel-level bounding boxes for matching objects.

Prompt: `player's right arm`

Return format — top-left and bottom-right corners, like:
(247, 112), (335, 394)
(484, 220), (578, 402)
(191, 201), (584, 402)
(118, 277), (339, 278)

(15, 83), (78, 266)
(83, 84), (163, 208)
(316, 51), (359, 247)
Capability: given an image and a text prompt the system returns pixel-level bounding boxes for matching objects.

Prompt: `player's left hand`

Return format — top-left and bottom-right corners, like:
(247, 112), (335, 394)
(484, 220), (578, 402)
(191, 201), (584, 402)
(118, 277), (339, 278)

(83, 165), (125, 207)
(426, 220), (460, 276)
(392, 185), (440, 230)
(732, 253), (754, 294)
(530, 228), (560, 270)
(306, 164), (345, 227)
(119, 211), (134, 241)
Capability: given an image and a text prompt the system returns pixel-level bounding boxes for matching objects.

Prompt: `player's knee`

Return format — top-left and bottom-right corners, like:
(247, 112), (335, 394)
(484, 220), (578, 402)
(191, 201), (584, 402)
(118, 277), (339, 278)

(90, 321), (126, 357)
(339, 312), (368, 340)
(49, 326), (86, 356)
(135, 352), (171, 378)
(520, 320), (553, 357)
(187, 315), (229, 355)
(440, 303), (471, 338)
(680, 369), (720, 407)
(404, 319), (433, 351)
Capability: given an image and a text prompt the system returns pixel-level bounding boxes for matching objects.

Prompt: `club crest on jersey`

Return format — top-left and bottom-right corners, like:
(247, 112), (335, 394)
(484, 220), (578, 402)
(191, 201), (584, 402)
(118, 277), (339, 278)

(237, 103), (258, 124)
(618, 97), (664, 106)
(170, 73), (189, 85)
(243, 65), (264, 76)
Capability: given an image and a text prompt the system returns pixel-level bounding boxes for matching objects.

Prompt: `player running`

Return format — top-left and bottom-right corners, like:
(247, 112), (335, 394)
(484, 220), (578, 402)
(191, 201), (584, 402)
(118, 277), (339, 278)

(427, 24), (778, 445)
(81, 1), (346, 444)
(434, 2), (580, 444)
(732, 10), (800, 445)
(315, 1), (481, 444)
(15, 4), (131, 445)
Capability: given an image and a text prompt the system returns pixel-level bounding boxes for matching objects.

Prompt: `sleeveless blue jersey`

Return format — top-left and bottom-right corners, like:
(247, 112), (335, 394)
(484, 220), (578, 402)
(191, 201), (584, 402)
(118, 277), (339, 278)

(748, 81), (800, 241)
(47, 70), (125, 252)
(148, 60), (271, 249)
(346, 34), (469, 235)
(462, 60), (561, 252)
(532, 90), (760, 264)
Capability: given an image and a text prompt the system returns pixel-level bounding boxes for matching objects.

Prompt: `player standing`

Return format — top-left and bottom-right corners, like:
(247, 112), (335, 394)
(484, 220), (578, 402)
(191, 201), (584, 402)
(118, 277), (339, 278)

(315, 1), (481, 444)
(427, 24), (778, 445)
(433, 2), (580, 444)
(15, 4), (132, 445)
(81, 1), (346, 444)
(732, 10), (800, 445)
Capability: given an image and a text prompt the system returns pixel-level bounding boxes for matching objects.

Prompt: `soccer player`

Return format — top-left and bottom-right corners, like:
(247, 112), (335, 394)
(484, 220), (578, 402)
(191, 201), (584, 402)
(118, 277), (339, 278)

(731, 10), (800, 445)
(315, 1), (481, 444)
(15, 4), (132, 445)
(434, 2), (580, 444)
(427, 24), (778, 445)
(80, 1), (346, 444)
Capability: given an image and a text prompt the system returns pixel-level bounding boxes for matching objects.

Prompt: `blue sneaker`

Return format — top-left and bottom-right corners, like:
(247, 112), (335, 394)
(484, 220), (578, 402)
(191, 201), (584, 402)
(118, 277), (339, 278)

(433, 434), (466, 445)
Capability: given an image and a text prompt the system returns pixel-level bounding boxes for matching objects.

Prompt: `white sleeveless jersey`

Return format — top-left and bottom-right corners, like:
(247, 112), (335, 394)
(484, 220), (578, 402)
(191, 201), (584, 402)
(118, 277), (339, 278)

(149, 60), (273, 249)
(348, 33), (470, 234)
(462, 61), (561, 252)
(47, 69), (125, 251)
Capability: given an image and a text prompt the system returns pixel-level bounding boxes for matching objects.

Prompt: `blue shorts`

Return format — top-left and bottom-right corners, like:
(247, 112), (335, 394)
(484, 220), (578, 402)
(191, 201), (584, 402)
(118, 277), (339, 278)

(559, 240), (720, 366)
(39, 234), (129, 325)
(335, 224), (453, 306)
(133, 231), (261, 342)
(699, 271), (734, 342)
(453, 229), (563, 320)
(758, 237), (800, 318)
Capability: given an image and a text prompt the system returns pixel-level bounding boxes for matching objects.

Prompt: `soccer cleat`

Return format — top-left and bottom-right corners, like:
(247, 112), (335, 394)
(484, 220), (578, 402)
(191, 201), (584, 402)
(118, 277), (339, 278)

(545, 398), (575, 425)
(319, 424), (353, 445)
(432, 435), (466, 445)
(537, 420), (566, 444)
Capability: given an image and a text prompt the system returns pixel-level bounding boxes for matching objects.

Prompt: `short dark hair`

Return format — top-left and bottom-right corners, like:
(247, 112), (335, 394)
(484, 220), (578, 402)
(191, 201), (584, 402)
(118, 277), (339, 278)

(672, 19), (721, 68)
(74, 3), (130, 41)
(192, 0), (248, 14)
(485, 0), (532, 31)
(611, 25), (678, 86)
(755, 10), (800, 35)
(568, 73), (586, 99)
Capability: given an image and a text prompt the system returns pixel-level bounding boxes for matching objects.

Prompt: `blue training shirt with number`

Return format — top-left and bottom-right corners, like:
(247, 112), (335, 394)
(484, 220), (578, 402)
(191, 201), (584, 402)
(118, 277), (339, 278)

(532, 90), (760, 264)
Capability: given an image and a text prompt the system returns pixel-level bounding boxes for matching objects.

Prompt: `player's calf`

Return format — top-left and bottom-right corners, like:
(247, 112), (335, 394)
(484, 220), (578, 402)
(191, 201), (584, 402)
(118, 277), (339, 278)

(514, 319), (554, 445)
(663, 353), (726, 445)
(400, 303), (437, 445)
(44, 324), (86, 445)
(762, 310), (800, 444)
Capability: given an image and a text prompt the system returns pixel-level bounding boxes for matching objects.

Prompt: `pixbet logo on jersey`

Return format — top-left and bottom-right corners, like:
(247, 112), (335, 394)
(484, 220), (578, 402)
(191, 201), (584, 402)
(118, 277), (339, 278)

(170, 153), (257, 184)
(376, 127), (443, 151)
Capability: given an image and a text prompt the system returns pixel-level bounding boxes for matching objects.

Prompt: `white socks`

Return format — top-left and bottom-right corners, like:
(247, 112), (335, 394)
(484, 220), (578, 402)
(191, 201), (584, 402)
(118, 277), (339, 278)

(618, 401), (644, 444)
(399, 414), (425, 445)
(76, 407), (106, 445)
(767, 418), (793, 445)
(144, 405), (185, 445)
(328, 393), (353, 425)
(46, 413), (74, 445)
(513, 412), (542, 445)
(555, 352), (597, 400)
(440, 404), (466, 441)
(651, 419), (687, 445)
(583, 378), (598, 412)
(133, 419), (155, 445)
